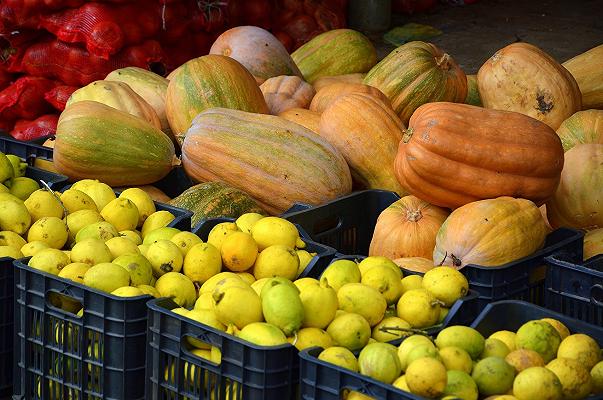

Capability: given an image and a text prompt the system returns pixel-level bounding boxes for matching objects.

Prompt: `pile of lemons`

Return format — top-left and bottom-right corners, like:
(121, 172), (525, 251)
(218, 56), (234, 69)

(334, 318), (603, 400)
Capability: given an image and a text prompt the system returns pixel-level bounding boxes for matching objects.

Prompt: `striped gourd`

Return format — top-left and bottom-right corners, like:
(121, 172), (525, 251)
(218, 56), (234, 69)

(291, 29), (377, 84)
(169, 182), (266, 227)
(54, 101), (178, 186)
(182, 108), (352, 214)
(363, 41), (467, 124)
(166, 55), (269, 137)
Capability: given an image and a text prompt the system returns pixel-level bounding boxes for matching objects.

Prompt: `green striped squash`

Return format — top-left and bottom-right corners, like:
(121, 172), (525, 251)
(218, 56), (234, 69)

(169, 182), (266, 227)
(363, 41), (468, 124)
(54, 101), (178, 186)
(291, 29), (377, 84)
(181, 108), (352, 215)
(165, 54), (269, 137)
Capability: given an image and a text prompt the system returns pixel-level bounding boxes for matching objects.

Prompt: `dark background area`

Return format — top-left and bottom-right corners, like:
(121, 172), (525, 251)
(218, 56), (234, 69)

(369, 0), (603, 73)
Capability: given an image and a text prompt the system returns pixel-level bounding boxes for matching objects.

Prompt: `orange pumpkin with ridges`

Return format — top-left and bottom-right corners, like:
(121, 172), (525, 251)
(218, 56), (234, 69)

(310, 82), (389, 113)
(394, 102), (564, 209)
(260, 75), (315, 115)
(369, 196), (449, 260)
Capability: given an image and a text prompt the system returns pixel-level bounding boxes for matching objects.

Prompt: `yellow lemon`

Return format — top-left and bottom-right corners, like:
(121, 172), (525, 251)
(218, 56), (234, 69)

(253, 245), (299, 280)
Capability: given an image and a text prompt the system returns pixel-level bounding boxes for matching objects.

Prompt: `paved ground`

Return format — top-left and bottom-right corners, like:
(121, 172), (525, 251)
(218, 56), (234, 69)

(363, 0), (603, 74)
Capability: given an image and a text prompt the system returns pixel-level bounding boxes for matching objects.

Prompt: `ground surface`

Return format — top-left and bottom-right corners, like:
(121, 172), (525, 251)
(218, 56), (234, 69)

(362, 0), (603, 74)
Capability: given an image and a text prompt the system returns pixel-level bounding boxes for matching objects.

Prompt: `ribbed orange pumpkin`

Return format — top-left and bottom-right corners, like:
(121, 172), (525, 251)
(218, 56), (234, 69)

(278, 108), (320, 133)
(546, 144), (603, 231)
(394, 102), (564, 209)
(393, 257), (434, 273)
(369, 196), (449, 260)
(478, 42), (582, 130)
(313, 73), (366, 91)
(165, 55), (269, 136)
(209, 26), (302, 84)
(260, 75), (315, 115)
(584, 228), (603, 260)
(363, 41), (467, 124)
(556, 109), (603, 151)
(309, 82), (389, 113)
(563, 44), (603, 110)
(319, 93), (407, 195)
(182, 108), (352, 214)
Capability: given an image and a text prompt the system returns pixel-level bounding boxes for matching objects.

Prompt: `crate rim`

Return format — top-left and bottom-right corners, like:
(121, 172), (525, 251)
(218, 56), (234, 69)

(281, 189), (401, 216)
(14, 257), (153, 302)
(147, 297), (296, 352)
(544, 253), (603, 278)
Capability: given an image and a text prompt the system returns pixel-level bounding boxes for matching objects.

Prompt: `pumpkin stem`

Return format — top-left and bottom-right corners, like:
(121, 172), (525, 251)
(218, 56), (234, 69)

(450, 254), (462, 268)
(406, 209), (422, 222)
(402, 128), (414, 143)
(171, 155), (182, 167)
(435, 53), (452, 70)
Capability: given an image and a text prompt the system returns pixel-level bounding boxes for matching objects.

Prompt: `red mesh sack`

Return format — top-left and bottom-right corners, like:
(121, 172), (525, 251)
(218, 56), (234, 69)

(0, 30), (46, 73)
(0, 68), (12, 91)
(157, 0), (196, 43)
(191, 1), (228, 33)
(21, 39), (165, 86)
(0, 76), (57, 122)
(0, 0), (85, 31)
(40, 2), (161, 59)
(10, 114), (58, 141)
(44, 85), (78, 111)
(162, 31), (214, 72)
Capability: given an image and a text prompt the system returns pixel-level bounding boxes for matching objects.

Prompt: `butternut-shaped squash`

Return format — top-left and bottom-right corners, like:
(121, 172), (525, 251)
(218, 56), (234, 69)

(563, 44), (603, 109)
(182, 108), (352, 214)
(319, 93), (407, 195)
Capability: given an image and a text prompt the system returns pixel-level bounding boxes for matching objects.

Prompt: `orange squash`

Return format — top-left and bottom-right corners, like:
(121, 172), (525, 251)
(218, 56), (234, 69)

(309, 82), (389, 113)
(563, 44), (603, 110)
(556, 109), (603, 151)
(209, 26), (302, 84)
(546, 144), (603, 231)
(182, 108), (352, 214)
(433, 197), (548, 268)
(394, 102), (564, 209)
(478, 42), (581, 130)
(584, 228), (603, 260)
(165, 55), (269, 137)
(393, 257), (434, 273)
(260, 75), (315, 115)
(278, 108), (320, 133)
(369, 196), (449, 260)
(313, 73), (366, 91)
(319, 93), (407, 195)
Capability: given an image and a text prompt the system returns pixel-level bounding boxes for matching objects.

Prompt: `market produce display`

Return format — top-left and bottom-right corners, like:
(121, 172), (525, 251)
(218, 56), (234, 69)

(325, 319), (602, 400)
(0, 9), (602, 399)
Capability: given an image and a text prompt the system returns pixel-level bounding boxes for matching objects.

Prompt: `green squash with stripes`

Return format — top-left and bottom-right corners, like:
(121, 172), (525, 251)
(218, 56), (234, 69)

(169, 182), (266, 227)
(291, 29), (377, 84)
(363, 41), (468, 124)
(165, 54), (269, 137)
(54, 100), (178, 186)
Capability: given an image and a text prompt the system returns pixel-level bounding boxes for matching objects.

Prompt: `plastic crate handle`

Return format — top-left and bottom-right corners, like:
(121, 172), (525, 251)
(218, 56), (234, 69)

(45, 289), (84, 317)
(592, 284), (603, 306)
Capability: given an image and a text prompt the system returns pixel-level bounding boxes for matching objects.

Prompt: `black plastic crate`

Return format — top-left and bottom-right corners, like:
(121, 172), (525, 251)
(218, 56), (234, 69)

(0, 166), (68, 399)
(0, 136), (53, 164)
(193, 217), (337, 278)
(299, 300), (603, 400)
(302, 254), (481, 339)
(0, 257), (13, 400)
(456, 227), (584, 310)
(13, 259), (151, 400)
(544, 253), (603, 327)
(146, 297), (300, 400)
(281, 190), (401, 256)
